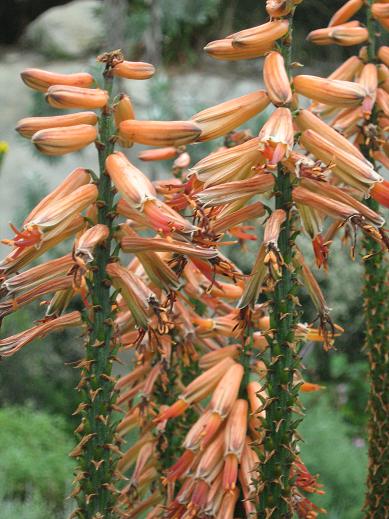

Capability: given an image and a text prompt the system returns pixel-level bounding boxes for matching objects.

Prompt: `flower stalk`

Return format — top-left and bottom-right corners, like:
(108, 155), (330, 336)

(258, 9), (301, 518)
(73, 53), (119, 519)
(362, 2), (389, 516)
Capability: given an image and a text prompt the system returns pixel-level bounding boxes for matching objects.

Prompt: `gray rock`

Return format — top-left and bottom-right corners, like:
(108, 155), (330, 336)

(23, 0), (104, 59)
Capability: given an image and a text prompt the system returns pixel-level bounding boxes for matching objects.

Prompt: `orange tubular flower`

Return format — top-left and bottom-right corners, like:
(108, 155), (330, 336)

(3, 184), (97, 255)
(46, 85), (109, 109)
(294, 75), (366, 106)
(328, 0), (363, 26)
(199, 345), (240, 370)
(223, 399), (248, 491)
(2, 254), (73, 296)
(106, 152), (156, 208)
(295, 108), (367, 161)
(16, 112), (98, 139)
(138, 147), (178, 162)
(293, 186), (362, 221)
(307, 25), (368, 46)
(25, 167), (91, 223)
(264, 51), (292, 107)
(0, 311), (82, 357)
(119, 120), (201, 147)
(114, 94), (135, 148)
(111, 60), (155, 80)
(74, 224), (110, 265)
(300, 178), (384, 227)
(155, 358), (236, 422)
(200, 363), (244, 447)
(238, 243), (267, 309)
(20, 68), (94, 92)
(31, 124), (97, 156)
(211, 201), (266, 235)
(371, 179), (389, 208)
(0, 216), (84, 278)
(204, 38), (273, 61)
(258, 107), (294, 164)
(190, 136), (264, 187)
(300, 129), (382, 192)
(0, 275), (73, 321)
(358, 63), (378, 117)
(191, 90), (270, 141)
(106, 262), (156, 330)
(231, 19), (290, 49)
(216, 488), (239, 519)
(195, 174), (275, 207)
(120, 235), (217, 260)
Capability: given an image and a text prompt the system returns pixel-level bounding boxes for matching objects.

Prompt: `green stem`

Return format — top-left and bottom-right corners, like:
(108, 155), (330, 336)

(362, 3), (389, 516)
(259, 11), (301, 518)
(74, 64), (119, 519)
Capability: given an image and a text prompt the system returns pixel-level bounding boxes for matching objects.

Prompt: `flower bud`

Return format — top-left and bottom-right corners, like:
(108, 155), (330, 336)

(294, 75), (366, 106)
(264, 51), (292, 106)
(32, 124), (97, 155)
(111, 60), (155, 80)
(46, 85), (109, 109)
(16, 112), (97, 139)
(119, 120), (201, 146)
(21, 68), (94, 92)
(192, 91), (270, 141)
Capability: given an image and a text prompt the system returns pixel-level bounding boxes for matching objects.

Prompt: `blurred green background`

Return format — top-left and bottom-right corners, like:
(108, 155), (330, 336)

(0, 0), (384, 517)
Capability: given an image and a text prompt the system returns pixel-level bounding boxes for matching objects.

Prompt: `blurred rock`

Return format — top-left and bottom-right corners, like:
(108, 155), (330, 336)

(23, 0), (104, 59)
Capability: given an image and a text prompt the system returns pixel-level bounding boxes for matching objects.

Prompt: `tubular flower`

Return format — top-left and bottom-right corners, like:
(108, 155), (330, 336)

(74, 224), (110, 265)
(106, 152), (156, 208)
(194, 174), (275, 207)
(0, 275), (73, 321)
(155, 358), (236, 422)
(20, 68), (94, 92)
(106, 262), (157, 330)
(300, 129), (382, 192)
(191, 90), (270, 141)
(1, 254), (73, 296)
(16, 112), (98, 139)
(0, 311), (83, 357)
(263, 208), (287, 277)
(46, 85), (109, 109)
(189, 136), (265, 187)
(200, 363), (244, 446)
(378, 45), (389, 68)
(264, 51), (292, 106)
(231, 19), (290, 49)
(328, 0), (363, 27)
(119, 120), (202, 147)
(238, 243), (267, 309)
(223, 399), (248, 491)
(138, 147), (178, 162)
(3, 184), (97, 254)
(120, 235), (218, 259)
(114, 94), (135, 148)
(111, 60), (155, 80)
(294, 109), (367, 161)
(31, 124), (97, 156)
(307, 25), (368, 46)
(204, 38), (273, 60)
(294, 75), (367, 106)
(358, 63), (378, 117)
(258, 107), (294, 164)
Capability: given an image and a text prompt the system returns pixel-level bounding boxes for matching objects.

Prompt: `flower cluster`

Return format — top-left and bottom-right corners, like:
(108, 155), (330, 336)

(0, 1), (388, 518)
